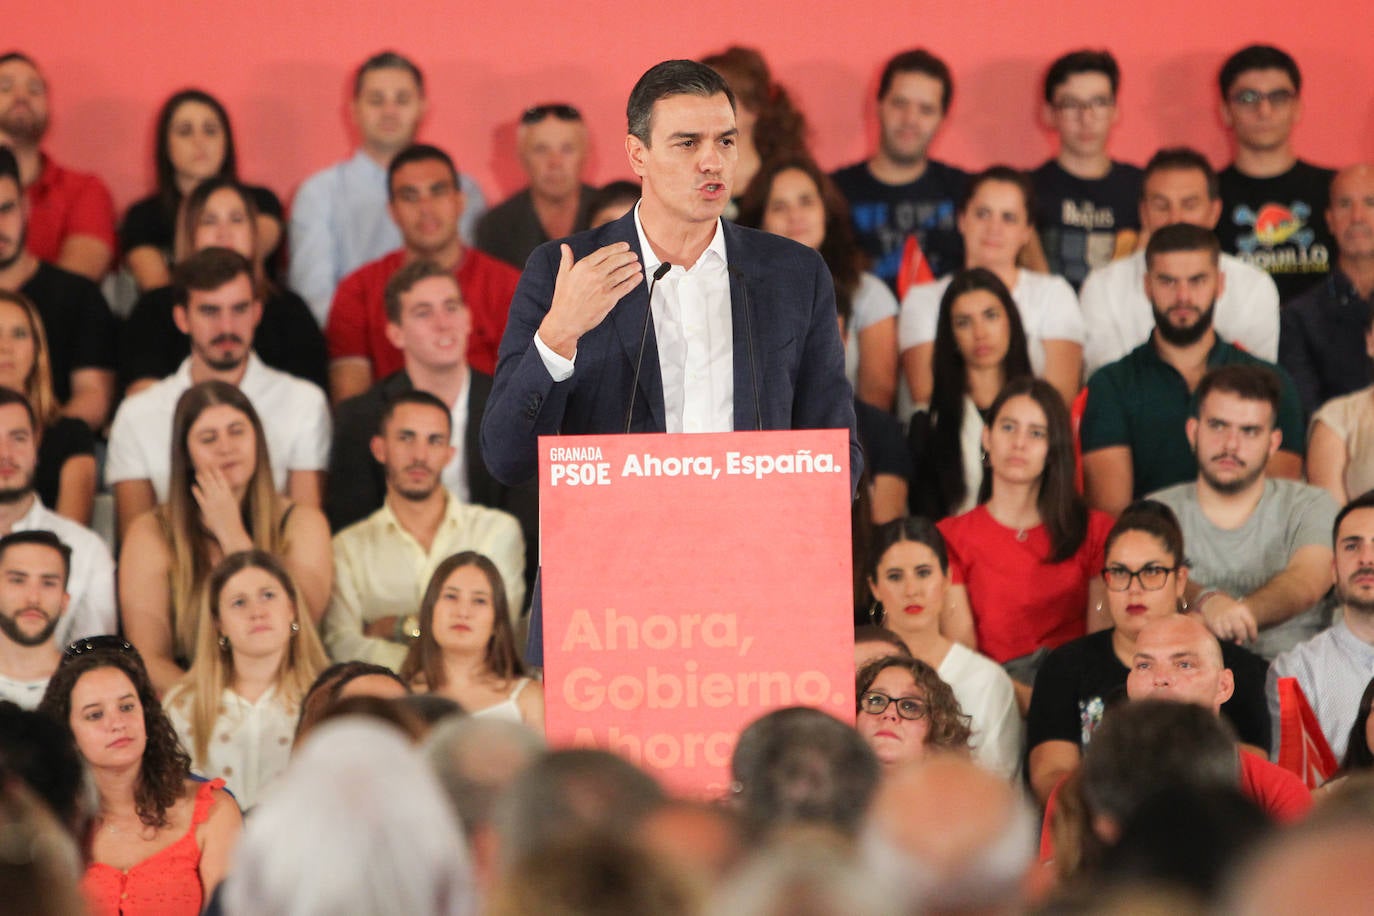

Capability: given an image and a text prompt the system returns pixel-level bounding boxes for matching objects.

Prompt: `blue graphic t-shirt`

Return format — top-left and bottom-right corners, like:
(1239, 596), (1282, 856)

(1217, 160), (1336, 304)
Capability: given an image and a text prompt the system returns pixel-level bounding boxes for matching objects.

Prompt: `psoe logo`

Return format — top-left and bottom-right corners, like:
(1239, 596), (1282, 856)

(1234, 202), (1314, 253)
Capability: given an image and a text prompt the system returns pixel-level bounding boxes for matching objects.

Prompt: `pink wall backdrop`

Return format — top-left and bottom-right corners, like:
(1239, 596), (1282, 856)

(13, 0), (1373, 215)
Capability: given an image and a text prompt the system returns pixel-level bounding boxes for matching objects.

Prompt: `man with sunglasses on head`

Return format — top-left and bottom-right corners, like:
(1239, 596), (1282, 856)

(476, 103), (596, 271)
(1215, 44), (1336, 304)
(0, 530), (72, 709)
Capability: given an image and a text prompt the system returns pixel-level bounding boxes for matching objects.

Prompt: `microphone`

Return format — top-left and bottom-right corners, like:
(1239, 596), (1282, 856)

(728, 265), (763, 432)
(625, 260), (673, 433)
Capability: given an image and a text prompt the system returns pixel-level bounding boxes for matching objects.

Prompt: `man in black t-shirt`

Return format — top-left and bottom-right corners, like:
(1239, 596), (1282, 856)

(1031, 50), (1142, 290)
(1215, 44), (1335, 303)
(832, 49), (967, 296)
(0, 149), (116, 430)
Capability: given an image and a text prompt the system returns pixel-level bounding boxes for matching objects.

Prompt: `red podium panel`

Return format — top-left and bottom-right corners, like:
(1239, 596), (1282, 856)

(540, 430), (854, 798)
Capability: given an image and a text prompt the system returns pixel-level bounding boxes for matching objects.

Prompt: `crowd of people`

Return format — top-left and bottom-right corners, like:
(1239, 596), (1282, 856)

(2, 36), (1374, 914)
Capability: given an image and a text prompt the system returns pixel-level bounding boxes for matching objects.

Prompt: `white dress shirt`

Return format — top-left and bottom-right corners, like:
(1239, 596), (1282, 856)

(439, 366), (471, 503)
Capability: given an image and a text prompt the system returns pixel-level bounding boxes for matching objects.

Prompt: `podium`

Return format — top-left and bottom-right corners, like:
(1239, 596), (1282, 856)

(539, 429), (855, 797)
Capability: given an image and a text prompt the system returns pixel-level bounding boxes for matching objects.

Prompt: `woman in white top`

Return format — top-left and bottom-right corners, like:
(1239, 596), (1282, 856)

(401, 551), (544, 731)
(165, 549), (329, 809)
(866, 516), (1021, 779)
(900, 166), (1084, 410)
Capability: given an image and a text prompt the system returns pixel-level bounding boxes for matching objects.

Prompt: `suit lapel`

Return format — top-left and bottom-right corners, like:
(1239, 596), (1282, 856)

(608, 213), (666, 431)
(724, 223), (761, 432)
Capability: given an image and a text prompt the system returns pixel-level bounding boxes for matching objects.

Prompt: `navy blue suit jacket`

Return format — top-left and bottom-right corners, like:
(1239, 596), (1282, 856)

(480, 210), (862, 488)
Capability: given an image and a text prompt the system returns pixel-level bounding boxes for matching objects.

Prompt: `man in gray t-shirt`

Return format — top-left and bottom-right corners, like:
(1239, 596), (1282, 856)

(1149, 364), (1336, 660)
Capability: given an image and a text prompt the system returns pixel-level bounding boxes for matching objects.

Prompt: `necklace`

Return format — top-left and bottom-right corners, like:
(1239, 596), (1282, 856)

(1015, 528), (1028, 542)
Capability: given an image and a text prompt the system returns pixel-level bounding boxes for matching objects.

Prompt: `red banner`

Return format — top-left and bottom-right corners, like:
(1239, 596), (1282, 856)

(539, 430), (855, 797)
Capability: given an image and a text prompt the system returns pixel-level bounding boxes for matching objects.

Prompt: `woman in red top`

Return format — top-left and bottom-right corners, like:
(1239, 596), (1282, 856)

(38, 638), (241, 915)
(937, 377), (1112, 707)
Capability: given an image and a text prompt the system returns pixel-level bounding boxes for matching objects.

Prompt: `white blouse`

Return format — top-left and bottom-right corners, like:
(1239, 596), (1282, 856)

(166, 685), (298, 810)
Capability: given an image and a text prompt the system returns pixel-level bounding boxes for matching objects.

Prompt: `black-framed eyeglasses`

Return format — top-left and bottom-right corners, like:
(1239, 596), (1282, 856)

(1101, 564), (1179, 592)
(62, 635), (135, 660)
(521, 103), (582, 125)
(1052, 96), (1114, 116)
(859, 691), (928, 721)
(1229, 88), (1296, 108)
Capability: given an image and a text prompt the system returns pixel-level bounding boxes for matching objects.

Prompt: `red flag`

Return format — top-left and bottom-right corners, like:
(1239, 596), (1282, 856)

(1275, 676), (1338, 788)
(896, 233), (935, 300)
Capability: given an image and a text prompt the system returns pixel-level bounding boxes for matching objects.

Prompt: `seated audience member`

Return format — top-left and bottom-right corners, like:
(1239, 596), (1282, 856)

(293, 660), (411, 746)
(220, 718), (477, 916)
(907, 267), (1032, 519)
(0, 762), (89, 916)
(120, 89), (283, 292)
(491, 836), (696, 916)
(866, 517), (1020, 777)
(1080, 147), (1280, 375)
(37, 642), (242, 913)
(707, 832), (891, 916)
(1222, 811), (1374, 915)
(327, 144), (520, 402)
(1331, 677), (1374, 781)
(637, 800), (745, 893)
(1126, 615), (1311, 821)
(324, 391), (524, 671)
(1215, 44), (1335, 304)
(902, 166), (1083, 408)
(0, 389), (114, 645)
(1026, 500), (1270, 804)
(1309, 355), (1374, 508)
(855, 655), (973, 771)
(400, 552), (543, 729)
(119, 382), (332, 693)
(852, 389), (913, 525)
(853, 624), (911, 669)
(861, 757), (1037, 915)
(163, 551), (329, 810)
(106, 247), (330, 539)
(939, 377), (1112, 697)
(0, 53), (115, 280)
(0, 531), (71, 709)
(0, 148), (117, 431)
(1032, 50), (1142, 290)
(121, 178), (327, 394)
(832, 49), (967, 293)
(586, 179), (641, 229)
(701, 46), (811, 208)
(475, 102), (594, 269)
(1150, 365), (1336, 660)
(1268, 492), (1374, 762)
(1282, 165), (1374, 421)
(0, 292), (96, 523)
(1082, 224), (1303, 516)
(289, 50), (486, 326)
(0, 700), (91, 842)
(737, 156), (900, 411)
(326, 262), (537, 596)
(728, 706), (879, 841)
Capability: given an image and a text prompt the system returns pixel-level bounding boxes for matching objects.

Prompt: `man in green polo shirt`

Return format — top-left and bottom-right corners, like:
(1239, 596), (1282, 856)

(1081, 223), (1303, 516)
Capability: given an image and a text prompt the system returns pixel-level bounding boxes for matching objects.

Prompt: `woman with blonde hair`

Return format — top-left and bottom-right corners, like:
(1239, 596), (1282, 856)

(119, 381), (332, 694)
(165, 550), (330, 809)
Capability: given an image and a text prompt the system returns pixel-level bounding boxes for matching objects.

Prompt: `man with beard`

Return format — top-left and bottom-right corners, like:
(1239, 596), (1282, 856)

(1082, 223), (1303, 516)
(0, 53), (115, 281)
(1149, 365), (1335, 659)
(105, 247), (330, 539)
(0, 530), (72, 709)
(0, 147), (117, 432)
(323, 391), (524, 671)
(0, 388), (112, 648)
(1268, 491), (1374, 758)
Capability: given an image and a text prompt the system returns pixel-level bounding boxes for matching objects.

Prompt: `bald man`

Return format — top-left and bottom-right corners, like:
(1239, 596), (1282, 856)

(1280, 164), (1374, 421)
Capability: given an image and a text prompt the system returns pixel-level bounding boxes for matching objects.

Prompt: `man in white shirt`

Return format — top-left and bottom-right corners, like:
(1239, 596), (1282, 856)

(0, 388), (112, 645)
(324, 391), (524, 672)
(106, 247), (330, 539)
(1080, 147), (1280, 377)
(0, 529), (71, 709)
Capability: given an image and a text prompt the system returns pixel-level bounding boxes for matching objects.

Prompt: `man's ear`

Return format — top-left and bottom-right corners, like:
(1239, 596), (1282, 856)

(370, 434), (386, 466)
(173, 304), (190, 336)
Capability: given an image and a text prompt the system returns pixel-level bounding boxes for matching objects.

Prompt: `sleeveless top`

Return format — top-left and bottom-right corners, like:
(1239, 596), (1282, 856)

(81, 778), (225, 916)
(472, 677), (531, 724)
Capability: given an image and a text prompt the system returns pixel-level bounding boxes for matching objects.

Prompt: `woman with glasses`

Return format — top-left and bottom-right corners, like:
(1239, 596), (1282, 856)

(1024, 500), (1271, 804)
(854, 655), (972, 770)
(38, 639), (242, 915)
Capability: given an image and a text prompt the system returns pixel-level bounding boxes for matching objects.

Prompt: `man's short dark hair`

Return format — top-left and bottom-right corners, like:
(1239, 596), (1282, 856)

(170, 247), (254, 310)
(377, 389), (452, 438)
(1333, 489), (1374, 545)
(0, 52), (38, 71)
(1144, 222), (1220, 269)
(0, 702), (87, 838)
(386, 144), (459, 201)
(877, 49), (953, 112)
(384, 260), (457, 325)
(0, 146), (19, 189)
(626, 59), (736, 145)
(0, 385), (37, 434)
(0, 529), (72, 587)
(1142, 147), (1220, 202)
(1219, 44), (1301, 98)
(1044, 49), (1120, 103)
(353, 50), (424, 98)
(1194, 364), (1283, 429)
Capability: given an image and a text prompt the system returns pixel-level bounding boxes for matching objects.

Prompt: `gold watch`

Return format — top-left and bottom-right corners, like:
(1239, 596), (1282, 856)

(396, 614), (422, 641)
